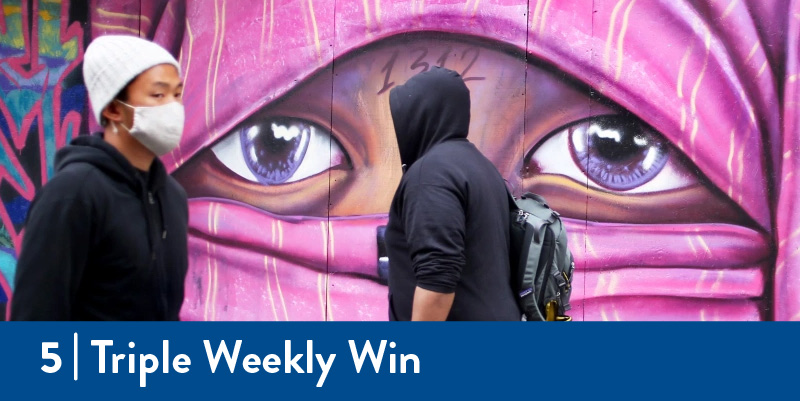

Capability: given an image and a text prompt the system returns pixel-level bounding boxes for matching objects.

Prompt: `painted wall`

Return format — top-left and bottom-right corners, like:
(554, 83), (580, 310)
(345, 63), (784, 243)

(0, 0), (87, 320)
(2, 0), (799, 321)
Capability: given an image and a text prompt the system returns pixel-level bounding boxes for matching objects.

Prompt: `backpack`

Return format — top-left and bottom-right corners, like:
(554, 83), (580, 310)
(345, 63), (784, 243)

(507, 191), (575, 321)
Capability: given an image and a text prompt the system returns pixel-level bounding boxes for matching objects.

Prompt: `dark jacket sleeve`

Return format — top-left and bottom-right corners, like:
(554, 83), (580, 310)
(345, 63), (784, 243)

(401, 182), (466, 293)
(10, 181), (93, 320)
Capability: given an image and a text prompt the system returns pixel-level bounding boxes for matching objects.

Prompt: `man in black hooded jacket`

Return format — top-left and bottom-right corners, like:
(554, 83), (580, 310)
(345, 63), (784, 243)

(385, 67), (520, 321)
(10, 36), (188, 320)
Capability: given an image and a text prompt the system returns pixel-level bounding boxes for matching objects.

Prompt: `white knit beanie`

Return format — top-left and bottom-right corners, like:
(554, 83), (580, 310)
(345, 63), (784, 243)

(83, 35), (181, 125)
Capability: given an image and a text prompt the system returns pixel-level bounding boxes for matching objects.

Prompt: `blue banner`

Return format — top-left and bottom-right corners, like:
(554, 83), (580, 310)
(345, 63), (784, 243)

(0, 322), (796, 400)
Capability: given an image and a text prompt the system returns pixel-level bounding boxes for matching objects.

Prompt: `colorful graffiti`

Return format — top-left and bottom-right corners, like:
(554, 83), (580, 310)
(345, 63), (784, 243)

(0, 0), (87, 319)
(3, 0), (800, 320)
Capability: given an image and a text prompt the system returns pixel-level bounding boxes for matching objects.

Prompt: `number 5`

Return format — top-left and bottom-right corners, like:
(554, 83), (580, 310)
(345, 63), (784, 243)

(42, 342), (62, 373)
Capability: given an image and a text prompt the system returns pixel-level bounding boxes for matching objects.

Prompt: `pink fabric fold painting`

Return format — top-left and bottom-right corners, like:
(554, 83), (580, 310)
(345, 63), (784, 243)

(82, 0), (800, 320)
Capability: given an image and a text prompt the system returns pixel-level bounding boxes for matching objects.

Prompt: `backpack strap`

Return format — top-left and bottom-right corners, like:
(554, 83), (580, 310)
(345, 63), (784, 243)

(521, 192), (548, 207)
(519, 193), (558, 224)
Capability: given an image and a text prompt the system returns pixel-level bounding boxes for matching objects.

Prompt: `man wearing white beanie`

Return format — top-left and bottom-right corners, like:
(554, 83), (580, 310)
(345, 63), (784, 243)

(10, 35), (189, 320)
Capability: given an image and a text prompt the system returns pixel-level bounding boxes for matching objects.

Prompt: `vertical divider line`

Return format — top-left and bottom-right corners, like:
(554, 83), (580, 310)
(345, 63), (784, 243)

(522, 1), (530, 197)
(585, 0), (597, 322)
(73, 332), (78, 381)
(325, 0), (338, 321)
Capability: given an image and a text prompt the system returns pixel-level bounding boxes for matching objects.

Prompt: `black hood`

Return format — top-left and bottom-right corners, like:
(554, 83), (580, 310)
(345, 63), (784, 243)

(55, 134), (166, 191)
(389, 67), (471, 168)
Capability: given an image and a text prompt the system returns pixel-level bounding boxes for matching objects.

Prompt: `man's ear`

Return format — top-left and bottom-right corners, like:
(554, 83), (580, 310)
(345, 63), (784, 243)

(101, 100), (124, 125)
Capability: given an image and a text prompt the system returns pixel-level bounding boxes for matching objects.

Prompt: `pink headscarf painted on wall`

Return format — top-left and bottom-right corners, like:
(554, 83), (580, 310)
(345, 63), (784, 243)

(91, 0), (800, 320)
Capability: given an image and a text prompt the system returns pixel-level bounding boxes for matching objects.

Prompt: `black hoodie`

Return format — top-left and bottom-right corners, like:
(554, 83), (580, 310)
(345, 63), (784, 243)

(385, 67), (520, 321)
(10, 135), (188, 320)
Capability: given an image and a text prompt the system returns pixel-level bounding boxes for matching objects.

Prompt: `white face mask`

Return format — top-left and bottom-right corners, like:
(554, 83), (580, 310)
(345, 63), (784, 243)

(115, 100), (185, 157)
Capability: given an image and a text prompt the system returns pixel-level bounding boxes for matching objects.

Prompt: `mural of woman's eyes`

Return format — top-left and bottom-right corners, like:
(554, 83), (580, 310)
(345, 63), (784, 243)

(174, 34), (755, 228)
(531, 115), (690, 194)
(212, 118), (347, 185)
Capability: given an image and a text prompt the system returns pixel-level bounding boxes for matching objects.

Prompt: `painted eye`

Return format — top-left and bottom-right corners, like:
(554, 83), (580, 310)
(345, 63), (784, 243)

(529, 115), (692, 194)
(212, 118), (347, 185)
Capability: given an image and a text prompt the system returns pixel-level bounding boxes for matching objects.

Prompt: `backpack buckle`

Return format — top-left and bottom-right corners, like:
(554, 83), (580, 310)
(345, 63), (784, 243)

(546, 300), (572, 322)
(545, 300), (558, 321)
(516, 209), (530, 224)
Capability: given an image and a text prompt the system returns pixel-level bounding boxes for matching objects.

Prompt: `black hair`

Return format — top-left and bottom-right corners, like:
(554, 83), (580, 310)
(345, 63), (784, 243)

(100, 81), (132, 126)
